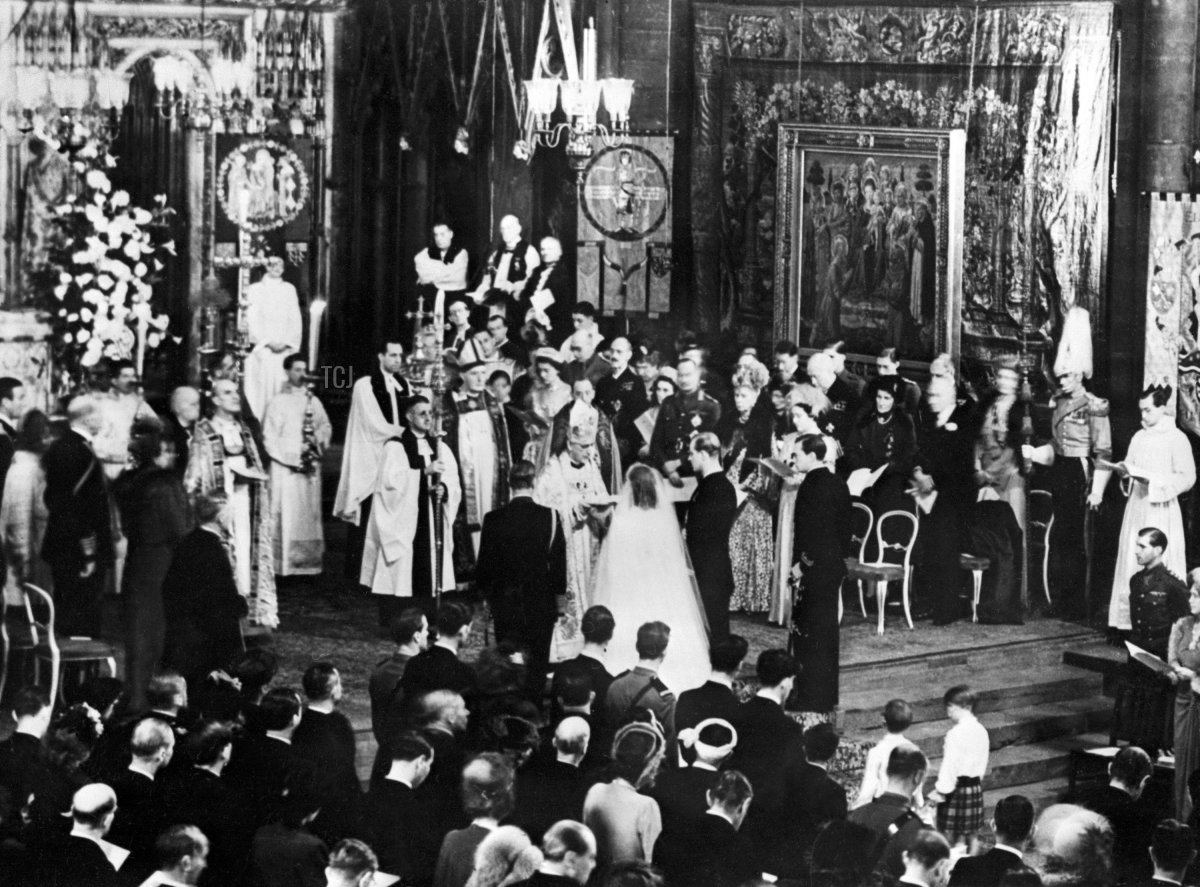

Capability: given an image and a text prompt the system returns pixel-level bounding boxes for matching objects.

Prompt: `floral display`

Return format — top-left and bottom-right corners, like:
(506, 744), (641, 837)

(31, 122), (175, 389)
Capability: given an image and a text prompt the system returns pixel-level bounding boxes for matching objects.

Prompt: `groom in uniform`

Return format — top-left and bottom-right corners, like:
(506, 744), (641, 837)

(686, 433), (738, 642)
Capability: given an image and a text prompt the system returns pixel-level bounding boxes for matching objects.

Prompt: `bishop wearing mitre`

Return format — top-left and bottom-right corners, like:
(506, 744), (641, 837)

(361, 395), (461, 624)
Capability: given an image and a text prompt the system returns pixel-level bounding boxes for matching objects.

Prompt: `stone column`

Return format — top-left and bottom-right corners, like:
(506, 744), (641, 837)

(1140, 0), (1199, 191)
(185, 126), (209, 385)
(690, 10), (726, 334)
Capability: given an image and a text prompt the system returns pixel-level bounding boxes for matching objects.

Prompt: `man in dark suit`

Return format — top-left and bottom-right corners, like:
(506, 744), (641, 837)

(476, 460), (567, 697)
(41, 394), (113, 636)
(791, 724), (848, 872)
(1141, 819), (1196, 887)
(686, 432), (739, 642)
(950, 795), (1034, 887)
(595, 337), (648, 465)
(487, 314), (529, 369)
(107, 717), (175, 870)
(515, 716), (593, 843)
(161, 492), (249, 689)
(0, 687), (51, 809)
(728, 650), (807, 879)
(43, 783), (121, 887)
(165, 386), (200, 476)
(160, 720), (254, 887)
(552, 605), (616, 724)
(224, 688), (315, 833)
(652, 719), (735, 836)
(366, 731), (441, 887)
(400, 601), (477, 699)
(791, 434), (854, 712)
(653, 770), (760, 887)
(1067, 745), (1156, 885)
(676, 635), (747, 738)
(0, 377), (21, 494)
(293, 662), (362, 843)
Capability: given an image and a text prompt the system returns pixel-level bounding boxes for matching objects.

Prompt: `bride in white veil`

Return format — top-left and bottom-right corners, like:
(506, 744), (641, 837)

(590, 463), (711, 692)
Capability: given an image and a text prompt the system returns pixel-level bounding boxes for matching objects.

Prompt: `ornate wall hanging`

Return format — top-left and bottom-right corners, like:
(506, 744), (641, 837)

(693, 2), (1116, 376)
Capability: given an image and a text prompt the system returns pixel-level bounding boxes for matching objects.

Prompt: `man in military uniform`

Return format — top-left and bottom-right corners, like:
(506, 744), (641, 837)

(595, 337), (648, 465)
(1023, 307), (1112, 618)
(847, 744), (931, 879)
(649, 359), (722, 485)
(806, 350), (861, 441)
(603, 621), (676, 749)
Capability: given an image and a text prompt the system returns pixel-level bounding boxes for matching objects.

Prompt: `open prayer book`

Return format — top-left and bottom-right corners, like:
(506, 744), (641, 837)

(1096, 459), (1153, 484)
(634, 409), (657, 444)
(751, 457), (797, 479)
(1125, 641), (1173, 676)
(847, 464), (888, 497)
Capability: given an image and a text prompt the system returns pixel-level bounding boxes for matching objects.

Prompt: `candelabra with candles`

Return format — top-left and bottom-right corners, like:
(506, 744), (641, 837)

(520, 18), (633, 169)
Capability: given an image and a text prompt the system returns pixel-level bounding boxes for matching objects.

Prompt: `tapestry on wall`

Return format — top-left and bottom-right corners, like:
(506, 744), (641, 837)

(1144, 194), (1200, 437)
(692, 2), (1115, 375)
(576, 134), (673, 317)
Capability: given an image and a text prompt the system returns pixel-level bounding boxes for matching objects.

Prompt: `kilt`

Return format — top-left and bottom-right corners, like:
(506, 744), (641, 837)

(937, 777), (983, 835)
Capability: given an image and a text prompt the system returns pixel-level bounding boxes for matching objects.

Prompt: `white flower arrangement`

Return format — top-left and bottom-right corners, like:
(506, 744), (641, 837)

(33, 125), (175, 385)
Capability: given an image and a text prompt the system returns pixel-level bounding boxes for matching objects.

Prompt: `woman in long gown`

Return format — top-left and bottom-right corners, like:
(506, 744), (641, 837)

(1109, 385), (1196, 630)
(769, 384), (840, 626)
(1, 410), (54, 605)
(718, 362), (774, 613)
(844, 376), (917, 518)
(590, 464), (711, 692)
(1168, 579), (1200, 821)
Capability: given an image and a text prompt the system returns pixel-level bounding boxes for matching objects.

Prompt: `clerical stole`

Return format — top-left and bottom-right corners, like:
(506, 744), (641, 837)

(445, 391), (512, 567)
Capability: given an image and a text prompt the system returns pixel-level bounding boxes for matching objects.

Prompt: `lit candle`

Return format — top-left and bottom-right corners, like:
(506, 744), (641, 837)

(136, 312), (148, 378)
(238, 185), (250, 224)
(308, 298), (327, 368)
(581, 19), (594, 83)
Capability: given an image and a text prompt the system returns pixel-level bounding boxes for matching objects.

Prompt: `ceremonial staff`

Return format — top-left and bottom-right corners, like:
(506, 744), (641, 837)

(428, 292), (448, 605)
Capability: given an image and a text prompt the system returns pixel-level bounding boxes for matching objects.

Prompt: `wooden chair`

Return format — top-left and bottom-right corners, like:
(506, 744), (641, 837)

(22, 583), (117, 705)
(845, 510), (919, 635)
(1027, 490), (1054, 605)
(959, 554), (992, 622)
(848, 502), (874, 619)
(2, 592), (38, 701)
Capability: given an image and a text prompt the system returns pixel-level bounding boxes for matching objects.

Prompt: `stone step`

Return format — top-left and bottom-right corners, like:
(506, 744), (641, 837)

(848, 697), (1113, 759)
(842, 628), (1096, 685)
(839, 664), (1104, 732)
(926, 732), (1109, 794)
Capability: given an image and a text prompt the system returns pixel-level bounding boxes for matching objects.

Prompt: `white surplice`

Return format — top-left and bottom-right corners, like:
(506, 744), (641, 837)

(243, 277), (302, 421)
(262, 386), (333, 576)
(361, 434), (462, 597)
(333, 374), (406, 525)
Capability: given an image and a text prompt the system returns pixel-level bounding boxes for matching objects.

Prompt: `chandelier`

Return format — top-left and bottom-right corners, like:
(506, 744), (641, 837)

(522, 76), (634, 163)
(10, 65), (131, 133)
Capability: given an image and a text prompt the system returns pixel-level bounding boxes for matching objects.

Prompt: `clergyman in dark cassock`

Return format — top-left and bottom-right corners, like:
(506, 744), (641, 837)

(475, 460), (568, 697)
(361, 397), (461, 623)
(790, 435), (854, 714)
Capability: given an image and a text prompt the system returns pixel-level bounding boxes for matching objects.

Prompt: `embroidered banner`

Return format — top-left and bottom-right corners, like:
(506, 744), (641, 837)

(576, 134), (674, 316)
(1145, 194), (1200, 434)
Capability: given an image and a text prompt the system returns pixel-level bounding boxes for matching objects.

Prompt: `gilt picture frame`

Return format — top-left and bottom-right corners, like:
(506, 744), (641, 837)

(773, 123), (965, 369)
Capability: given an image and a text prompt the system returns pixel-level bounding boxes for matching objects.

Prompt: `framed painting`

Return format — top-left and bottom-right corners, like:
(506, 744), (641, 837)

(773, 124), (966, 369)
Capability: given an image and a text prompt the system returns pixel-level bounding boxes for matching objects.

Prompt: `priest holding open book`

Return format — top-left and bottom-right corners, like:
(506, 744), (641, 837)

(1106, 384), (1196, 631)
